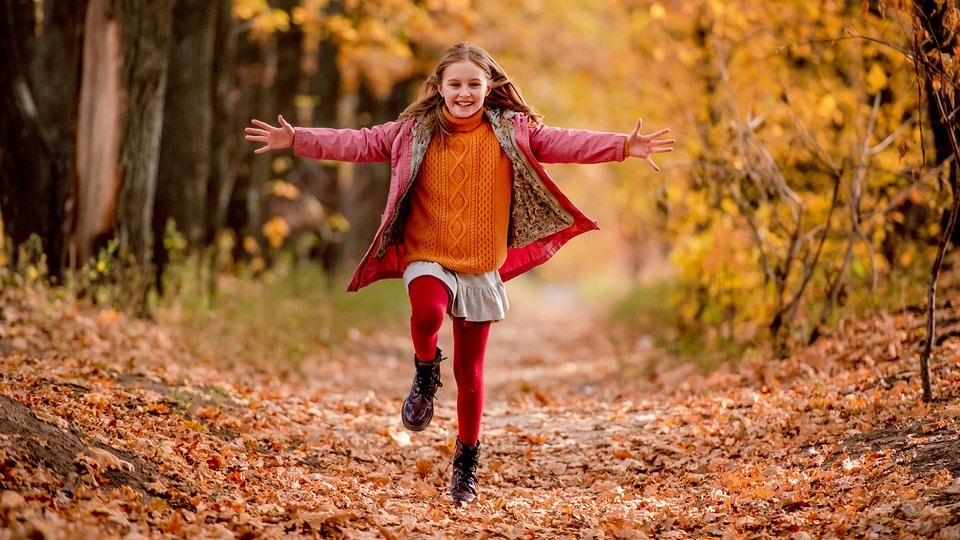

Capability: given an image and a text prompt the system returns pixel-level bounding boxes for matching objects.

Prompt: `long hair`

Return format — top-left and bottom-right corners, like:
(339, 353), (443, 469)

(397, 42), (542, 137)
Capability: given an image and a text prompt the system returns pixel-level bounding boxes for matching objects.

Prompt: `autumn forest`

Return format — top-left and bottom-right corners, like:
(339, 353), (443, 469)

(2, 0), (960, 537)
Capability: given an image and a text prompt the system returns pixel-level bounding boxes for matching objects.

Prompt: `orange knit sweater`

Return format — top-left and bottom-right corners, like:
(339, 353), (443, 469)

(403, 108), (513, 273)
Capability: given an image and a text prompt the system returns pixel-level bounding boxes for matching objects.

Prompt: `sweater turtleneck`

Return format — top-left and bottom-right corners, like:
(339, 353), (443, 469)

(443, 106), (485, 133)
(403, 107), (513, 273)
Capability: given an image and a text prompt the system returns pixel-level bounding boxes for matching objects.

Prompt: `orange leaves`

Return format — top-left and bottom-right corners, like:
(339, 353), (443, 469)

(225, 470), (246, 488)
(233, 0), (289, 41)
(205, 453), (225, 472)
(145, 402), (170, 415)
(300, 506), (356, 535)
(262, 217), (291, 249)
(414, 459), (433, 479)
(3, 281), (960, 538)
(523, 434), (549, 445)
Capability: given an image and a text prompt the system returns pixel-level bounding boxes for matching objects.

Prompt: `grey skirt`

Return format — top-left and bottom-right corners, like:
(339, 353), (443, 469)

(403, 261), (509, 322)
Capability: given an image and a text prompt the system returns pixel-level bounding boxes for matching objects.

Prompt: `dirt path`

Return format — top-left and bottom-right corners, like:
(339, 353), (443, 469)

(1, 283), (959, 538)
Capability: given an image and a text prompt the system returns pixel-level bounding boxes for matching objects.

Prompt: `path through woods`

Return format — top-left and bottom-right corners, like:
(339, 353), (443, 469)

(1, 281), (960, 538)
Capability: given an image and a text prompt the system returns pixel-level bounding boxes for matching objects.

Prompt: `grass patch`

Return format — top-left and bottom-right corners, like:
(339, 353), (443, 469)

(606, 279), (750, 374)
(607, 279), (684, 344)
(159, 257), (409, 376)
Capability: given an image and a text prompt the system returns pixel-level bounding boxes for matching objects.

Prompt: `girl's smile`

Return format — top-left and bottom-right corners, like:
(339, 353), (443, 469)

(439, 60), (491, 118)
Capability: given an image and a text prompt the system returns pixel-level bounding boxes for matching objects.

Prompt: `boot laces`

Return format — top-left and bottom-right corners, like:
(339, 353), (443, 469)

(454, 444), (478, 474)
(453, 449), (478, 493)
(414, 361), (442, 396)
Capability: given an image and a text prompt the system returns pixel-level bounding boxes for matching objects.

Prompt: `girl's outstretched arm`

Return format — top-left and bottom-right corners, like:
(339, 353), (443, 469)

(245, 115), (295, 154)
(626, 118), (675, 172)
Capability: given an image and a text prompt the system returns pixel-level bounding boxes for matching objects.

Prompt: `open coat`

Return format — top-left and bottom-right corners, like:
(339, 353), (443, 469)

(292, 108), (628, 292)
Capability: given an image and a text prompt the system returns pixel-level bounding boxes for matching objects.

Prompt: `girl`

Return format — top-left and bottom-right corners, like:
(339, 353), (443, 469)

(245, 41), (674, 504)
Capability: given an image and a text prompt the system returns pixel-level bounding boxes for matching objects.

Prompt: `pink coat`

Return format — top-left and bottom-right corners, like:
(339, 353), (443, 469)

(293, 109), (627, 291)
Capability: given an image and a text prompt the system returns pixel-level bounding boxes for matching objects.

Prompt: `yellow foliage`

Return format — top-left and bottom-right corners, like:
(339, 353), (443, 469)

(816, 94), (840, 124)
(326, 212), (351, 233)
(650, 3), (666, 20)
(262, 217), (291, 249)
(271, 181), (300, 200)
(242, 235), (259, 255)
(234, 0), (289, 41)
(709, 0), (726, 17)
(865, 63), (889, 95)
(611, 0), (929, 347)
(719, 198), (738, 215)
(232, 0), (267, 21)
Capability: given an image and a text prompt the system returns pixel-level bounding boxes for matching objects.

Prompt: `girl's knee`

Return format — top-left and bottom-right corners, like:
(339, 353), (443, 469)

(411, 303), (446, 331)
(408, 276), (450, 331)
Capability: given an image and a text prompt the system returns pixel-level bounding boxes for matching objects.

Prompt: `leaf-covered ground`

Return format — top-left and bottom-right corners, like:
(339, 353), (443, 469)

(1, 281), (960, 539)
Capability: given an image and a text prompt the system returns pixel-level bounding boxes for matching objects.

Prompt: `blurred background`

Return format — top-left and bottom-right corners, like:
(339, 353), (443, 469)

(1, 0), (957, 364)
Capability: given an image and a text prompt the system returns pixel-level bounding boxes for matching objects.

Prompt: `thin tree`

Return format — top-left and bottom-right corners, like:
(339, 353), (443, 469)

(912, 0), (960, 402)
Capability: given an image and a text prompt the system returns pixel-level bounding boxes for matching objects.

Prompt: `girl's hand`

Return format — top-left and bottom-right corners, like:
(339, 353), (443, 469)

(627, 118), (675, 172)
(245, 115), (295, 154)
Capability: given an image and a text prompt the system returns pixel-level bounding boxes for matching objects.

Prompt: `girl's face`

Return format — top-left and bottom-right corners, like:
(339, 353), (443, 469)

(438, 60), (491, 118)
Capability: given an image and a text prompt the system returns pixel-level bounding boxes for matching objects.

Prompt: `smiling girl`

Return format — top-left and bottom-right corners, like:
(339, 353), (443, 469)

(245, 41), (674, 504)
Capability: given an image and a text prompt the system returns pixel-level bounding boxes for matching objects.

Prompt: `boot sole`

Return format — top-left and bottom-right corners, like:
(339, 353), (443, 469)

(401, 401), (433, 431)
(451, 492), (476, 504)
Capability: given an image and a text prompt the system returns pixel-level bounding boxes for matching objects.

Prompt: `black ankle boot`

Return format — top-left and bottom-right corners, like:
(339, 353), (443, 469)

(450, 439), (480, 504)
(401, 349), (444, 431)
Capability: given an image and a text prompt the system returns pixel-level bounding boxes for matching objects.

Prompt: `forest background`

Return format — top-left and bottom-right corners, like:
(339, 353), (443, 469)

(1, 0), (958, 361)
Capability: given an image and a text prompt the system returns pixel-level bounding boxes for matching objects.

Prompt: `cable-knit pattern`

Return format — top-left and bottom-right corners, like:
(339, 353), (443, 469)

(446, 136), (469, 261)
(404, 108), (512, 273)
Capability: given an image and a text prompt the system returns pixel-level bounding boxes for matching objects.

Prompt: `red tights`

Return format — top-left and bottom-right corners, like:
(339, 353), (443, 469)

(408, 276), (489, 446)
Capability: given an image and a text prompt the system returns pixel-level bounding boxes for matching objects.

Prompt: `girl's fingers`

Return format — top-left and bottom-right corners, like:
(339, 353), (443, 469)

(645, 156), (661, 172)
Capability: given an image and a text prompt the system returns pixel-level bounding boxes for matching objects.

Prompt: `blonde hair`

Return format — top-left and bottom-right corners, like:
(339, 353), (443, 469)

(398, 42), (542, 136)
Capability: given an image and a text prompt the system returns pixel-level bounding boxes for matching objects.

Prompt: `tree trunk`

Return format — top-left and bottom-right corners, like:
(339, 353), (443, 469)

(152, 0), (218, 291)
(75, 0), (122, 267)
(33, 0), (86, 275)
(0, 0), (46, 263)
(115, 0), (175, 316)
(200, 0), (241, 300)
(0, 0), (86, 277)
(208, 0), (241, 243)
